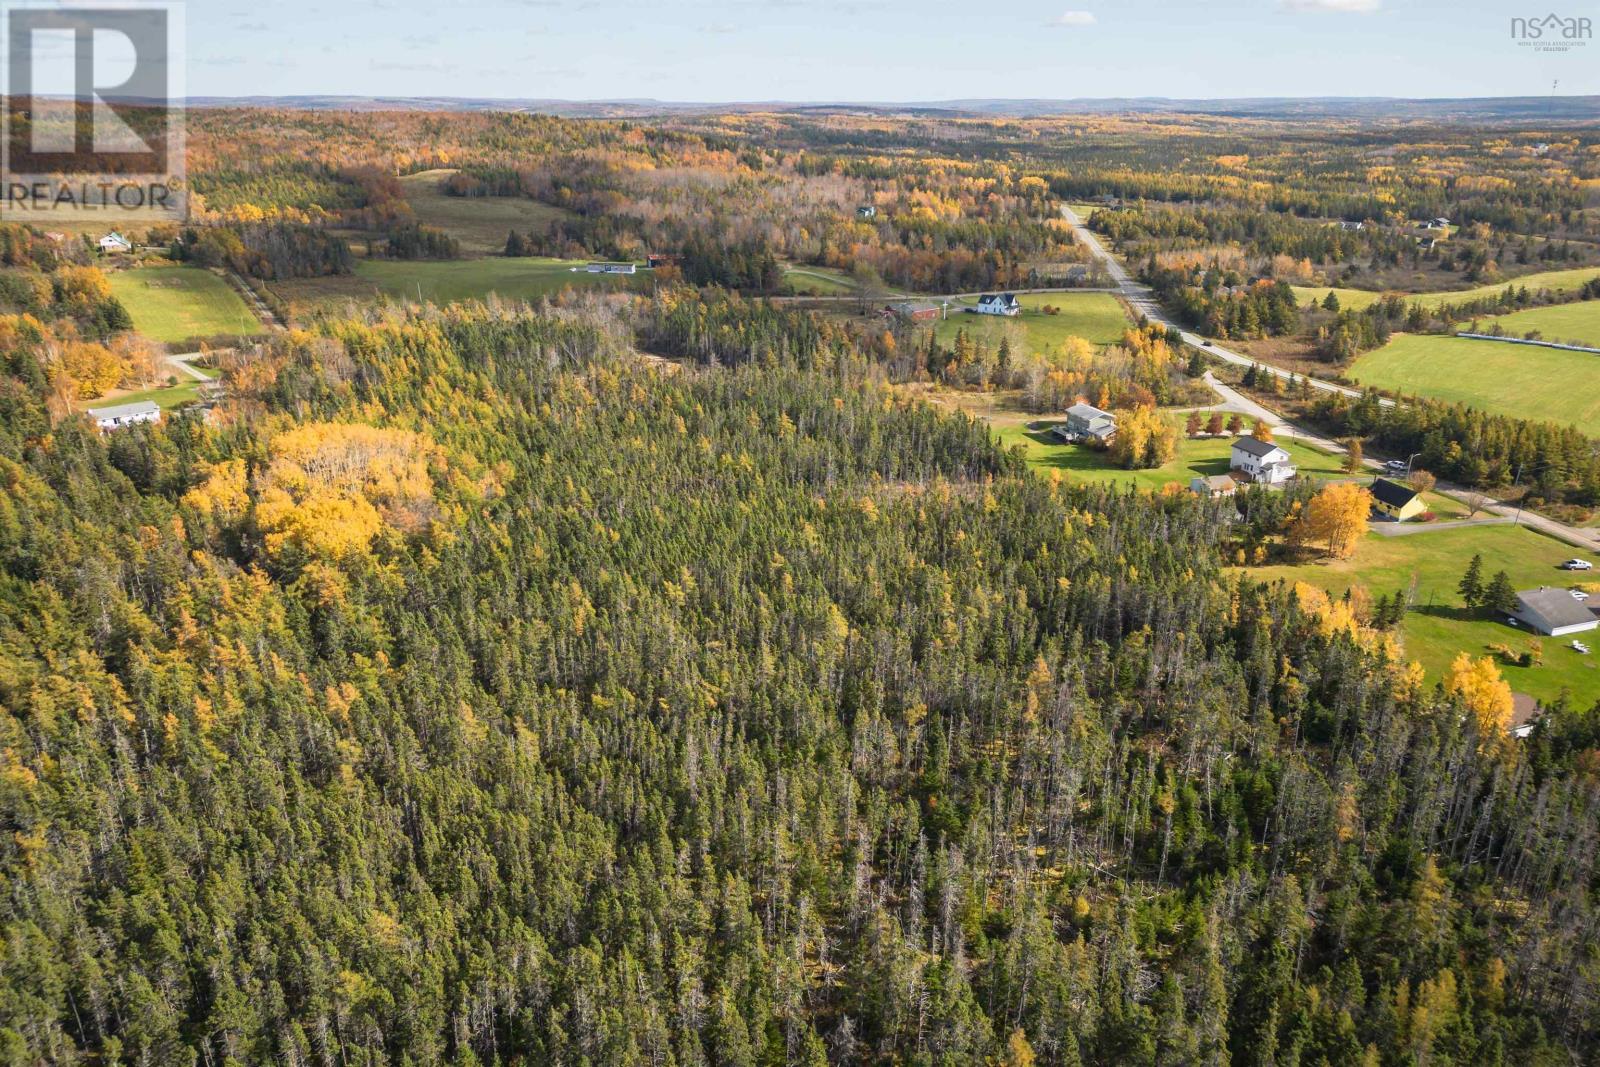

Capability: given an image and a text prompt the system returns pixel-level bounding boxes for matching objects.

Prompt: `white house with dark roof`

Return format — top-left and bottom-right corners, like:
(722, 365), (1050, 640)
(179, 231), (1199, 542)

(1229, 436), (1296, 484)
(86, 400), (160, 431)
(1512, 587), (1600, 637)
(973, 293), (1020, 317)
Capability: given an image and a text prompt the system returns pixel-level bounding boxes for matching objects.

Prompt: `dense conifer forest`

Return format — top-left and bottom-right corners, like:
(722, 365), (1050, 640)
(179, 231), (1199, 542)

(2, 294), (1599, 1065)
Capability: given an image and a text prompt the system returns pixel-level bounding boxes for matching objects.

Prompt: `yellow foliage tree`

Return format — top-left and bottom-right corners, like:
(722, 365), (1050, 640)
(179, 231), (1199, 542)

(60, 340), (124, 399)
(1293, 483), (1371, 559)
(1108, 406), (1177, 470)
(185, 422), (442, 559)
(1444, 652), (1514, 739)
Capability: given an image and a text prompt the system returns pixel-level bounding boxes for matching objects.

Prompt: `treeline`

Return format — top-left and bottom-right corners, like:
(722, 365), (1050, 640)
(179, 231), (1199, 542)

(171, 222), (355, 280)
(381, 222), (460, 261)
(1314, 389), (1600, 507)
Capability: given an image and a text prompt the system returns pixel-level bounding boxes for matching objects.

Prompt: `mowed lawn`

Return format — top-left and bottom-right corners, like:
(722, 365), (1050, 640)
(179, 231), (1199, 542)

(993, 425), (1347, 490)
(399, 170), (570, 255)
(936, 292), (1131, 353)
(1466, 298), (1600, 349)
(355, 257), (648, 304)
(107, 267), (262, 343)
(1348, 333), (1600, 435)
(1249, 524), (1600, 708)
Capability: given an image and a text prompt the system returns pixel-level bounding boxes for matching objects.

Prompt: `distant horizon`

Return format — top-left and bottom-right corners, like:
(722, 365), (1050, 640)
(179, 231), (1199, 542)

(186, 0), (1596, 102)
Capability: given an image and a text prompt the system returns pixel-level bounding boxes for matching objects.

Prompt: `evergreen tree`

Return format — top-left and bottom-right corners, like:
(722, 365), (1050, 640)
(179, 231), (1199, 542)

(1458, 553), (1485, 608)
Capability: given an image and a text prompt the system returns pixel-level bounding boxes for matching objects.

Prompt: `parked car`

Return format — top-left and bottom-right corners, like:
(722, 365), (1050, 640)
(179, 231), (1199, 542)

(1384, 460), (1408, 473)
(1573, 590), (1590, 601)
(1562, 559), (1594, 571)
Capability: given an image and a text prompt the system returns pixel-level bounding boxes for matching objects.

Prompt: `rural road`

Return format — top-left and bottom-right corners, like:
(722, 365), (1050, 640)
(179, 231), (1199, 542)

(1063, 205), (1600, 553)
(165, 353), (210, 381)
(1059, 205), (1377, 404)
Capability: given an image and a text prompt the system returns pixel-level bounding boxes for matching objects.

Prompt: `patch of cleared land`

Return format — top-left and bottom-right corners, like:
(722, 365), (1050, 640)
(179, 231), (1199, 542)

(108, 266), (262, 343)
(1347, 333), (1600, 434)
(936, 292), (1131, 352)
(1462, 298), (1600, 349)
(399, 170), (570, 255)
(275, 258), (647, 311)
(995, 422), (1348, 491)
(1289, 271), (1600, 315)
(782, 266), (875, 296)
(1291, 286), (1387, 312)
(1405, 267), (1600, 310)
(1251, 523), (1600, 708)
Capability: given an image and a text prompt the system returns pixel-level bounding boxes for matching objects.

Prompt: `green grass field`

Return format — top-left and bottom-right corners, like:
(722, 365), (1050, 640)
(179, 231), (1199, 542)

(1462, 299), (1600, 349)
(107, 266), (262, 343)
(781, 266), (875, 296)
(355, 257), (647, 304)
(1287, 270), (1600, 315)
(936, 292), (1131, 354)
(399, 170), (570, 255)
(993, 425), (1348, 490)
(1347, 333), (1600, 435)
(1405, 267), (1600, 310)
(1250, 524), (1600, 707)
(1291, 286), (1386, 312)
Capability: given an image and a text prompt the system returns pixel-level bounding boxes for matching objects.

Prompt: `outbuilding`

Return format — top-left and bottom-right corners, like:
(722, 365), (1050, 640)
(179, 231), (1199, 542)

(86, 400), (161, 431)
(1369, 477), (1425, 521)
(1512, 587), (1600, 637)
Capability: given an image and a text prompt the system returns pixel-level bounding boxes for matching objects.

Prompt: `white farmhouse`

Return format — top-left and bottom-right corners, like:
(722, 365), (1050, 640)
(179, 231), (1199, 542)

(973, 293), (1020, 317)
(1230, 436), (1296, 485)
(86, 400), (160, 431)
(98, 232), (133, 254)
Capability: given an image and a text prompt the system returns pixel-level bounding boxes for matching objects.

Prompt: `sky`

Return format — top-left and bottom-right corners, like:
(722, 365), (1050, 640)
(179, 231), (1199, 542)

(177, 0), (1600, 102)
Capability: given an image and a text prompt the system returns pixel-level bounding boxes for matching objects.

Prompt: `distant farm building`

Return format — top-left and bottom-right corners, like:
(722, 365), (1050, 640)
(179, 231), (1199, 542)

(1511, 587), (1600, 637)
(646, 254), (681, 269)
(1369, 477), (1425, 521)
(973, 293), (1020, 317)
(584, 262), (636, 274)
(1230, 437), (1296, 485)
(856, 206), (877, 219)
(98, 232), (133, 253)
(884, 301), (940, 323)
(1051, 403), (1117, 444)
(86, 400), (160, 431)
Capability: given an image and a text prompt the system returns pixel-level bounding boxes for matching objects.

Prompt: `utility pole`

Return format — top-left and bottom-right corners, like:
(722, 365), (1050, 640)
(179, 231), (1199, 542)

(1511, 461), (1525, 528)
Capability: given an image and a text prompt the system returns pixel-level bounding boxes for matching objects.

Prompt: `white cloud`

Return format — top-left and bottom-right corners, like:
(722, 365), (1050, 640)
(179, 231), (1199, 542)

(1282, 0), (1380, 12)
(1049, 10), (1097, 26)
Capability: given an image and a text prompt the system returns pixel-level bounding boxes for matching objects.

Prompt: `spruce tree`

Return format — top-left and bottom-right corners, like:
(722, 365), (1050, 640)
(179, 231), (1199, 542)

(1458, 553), (1484, 609)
